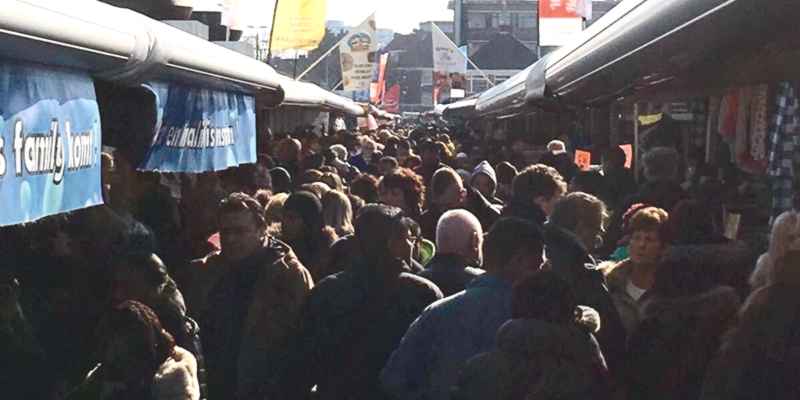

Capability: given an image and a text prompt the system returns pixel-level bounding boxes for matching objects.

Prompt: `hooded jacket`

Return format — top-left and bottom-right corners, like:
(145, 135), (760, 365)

(452, 318), (610, 400)
(543, 223), (627, 374)
(625, 286), (740, 400)
(470, 161), (503, 206)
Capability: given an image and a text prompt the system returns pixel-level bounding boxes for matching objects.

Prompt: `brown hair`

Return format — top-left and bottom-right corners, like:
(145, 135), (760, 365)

(218, 192), (267, 230)
(628, 206), (670, 242)
(549, 192), (608, 232)
(483, 217), (544, 272)
(96, 300), (175, 375)
(512, 164), (567, 203)
(380, 168), (425, 214)
(350, 174), (380, 204)
(430, 167), (462, 200)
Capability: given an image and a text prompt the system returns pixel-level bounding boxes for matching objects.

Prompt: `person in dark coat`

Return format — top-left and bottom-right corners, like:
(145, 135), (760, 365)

(452, 270), (609, 400)
(502, 164), (567, 227)
(274, 204), (443, 400)
(701, 251), (800, 400)
(280, 191), (338, 282)
(601, 147), (687, 258)
(199, 193), (314, 400)
(415, 140), (448, 187)
(543, 192), (627, 374)
(419, 168), (467, 241)
(420, 210), (485, 296)
(538, 140), (578, 183)
(601, 146), (636, 211)
(625, 256), (740, 400)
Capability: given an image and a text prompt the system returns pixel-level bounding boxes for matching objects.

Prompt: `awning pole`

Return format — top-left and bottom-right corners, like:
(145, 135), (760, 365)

(705, 98), (714, 164)
(634, 102), (640, 183)
(266, 0), (280, 65)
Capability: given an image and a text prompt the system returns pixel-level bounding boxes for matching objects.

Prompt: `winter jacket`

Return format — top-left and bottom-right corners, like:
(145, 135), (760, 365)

(501, 199), (547, 228)
(200, 237), (314, 400)
(543, 224), (627, 373)
(381, 274), (514, 400)
(452, 318), (610, 400)
(419, 206), (445, 242)
(66, 346), (200, 400)
(702, 259), (800, 400)
(602, 259), (645, 337)
(419, 254), (485, 297)
(463, 186), (502, 232)
(277, 259), (442, 400)
(625, 286), (740, 400)
(470, 161), (504, 206)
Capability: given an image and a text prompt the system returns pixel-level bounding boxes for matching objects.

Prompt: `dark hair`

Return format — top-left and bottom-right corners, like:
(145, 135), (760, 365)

(602, 146), (627, 168)
(350, 174), (380, 204)
(483, 218), (544, 272)
(348, 194), (366, 215)
(495, 162), (518, 185)
(270, 167), (292, 194)
(512, 270), (577, 324)
(218, 192), (267, 230)
(570, 170), (607, 200)
(380, 168), (425, 215)
(301, 169), (324, 185)
(96, 300), (175, 374)
(650, 256), (718, 298)
(354, 204), (406, 261)
(512, 164), (567, 203)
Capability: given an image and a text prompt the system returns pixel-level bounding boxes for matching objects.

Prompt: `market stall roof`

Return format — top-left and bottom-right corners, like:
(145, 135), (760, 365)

(532, 0), (800, 106)
(442, 97), (478, 120)
(0, 0), (285, 104)
(277, 77), (363, 116)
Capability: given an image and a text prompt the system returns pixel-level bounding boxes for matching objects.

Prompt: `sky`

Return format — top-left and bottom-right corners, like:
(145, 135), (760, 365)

(193, 0), (454, 34)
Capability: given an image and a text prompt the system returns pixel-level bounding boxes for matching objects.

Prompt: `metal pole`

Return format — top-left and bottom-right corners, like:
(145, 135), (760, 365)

(266, 0), (280, 65)
(292, 50), (299, 78)
(634, 103), (640, 183)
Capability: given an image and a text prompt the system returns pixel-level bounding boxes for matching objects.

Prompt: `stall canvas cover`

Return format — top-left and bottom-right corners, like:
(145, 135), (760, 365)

(139, 82), (256, 173)
(0, 62), (103, 226)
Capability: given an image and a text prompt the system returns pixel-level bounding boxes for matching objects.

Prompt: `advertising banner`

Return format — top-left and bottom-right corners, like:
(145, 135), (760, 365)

(270, 0), (328, 51)
(0, 62), (103, 226)
(539, 0), (584, 47)
(340, 14), (377, 92)
(432, 23), (468, 105)
(139, 82), (256, 173)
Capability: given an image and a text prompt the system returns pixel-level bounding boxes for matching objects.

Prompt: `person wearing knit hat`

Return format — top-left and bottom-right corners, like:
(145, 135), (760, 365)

(281, 191), (337, 281)
(471, 161), (503, 206)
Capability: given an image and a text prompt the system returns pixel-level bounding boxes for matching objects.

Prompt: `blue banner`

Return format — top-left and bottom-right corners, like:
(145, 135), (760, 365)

(0, 62), (103, 226)
(139, 82), (256, 173)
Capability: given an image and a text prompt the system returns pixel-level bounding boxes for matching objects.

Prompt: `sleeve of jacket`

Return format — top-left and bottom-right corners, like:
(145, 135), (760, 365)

(381, 307), (438, 400)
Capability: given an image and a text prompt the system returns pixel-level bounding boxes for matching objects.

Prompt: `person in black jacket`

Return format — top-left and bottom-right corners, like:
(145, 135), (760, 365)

(502, 164), (567, 227)
(543, 192), (627, 375)
(538, 140), (578, 183)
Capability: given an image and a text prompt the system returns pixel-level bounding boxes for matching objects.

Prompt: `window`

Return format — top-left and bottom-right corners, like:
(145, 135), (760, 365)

(467, 13), (485, 29)
(517, 12), (537, 29)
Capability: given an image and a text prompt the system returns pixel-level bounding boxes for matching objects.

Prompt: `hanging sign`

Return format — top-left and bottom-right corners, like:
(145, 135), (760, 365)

(0, 61), (103, 226)
(539, 0), (584, 47)
(619, 144), (633, 169)
(340, 14), (377, 92)
(575, 149), (592, 171)
(139, 82), (256, 173)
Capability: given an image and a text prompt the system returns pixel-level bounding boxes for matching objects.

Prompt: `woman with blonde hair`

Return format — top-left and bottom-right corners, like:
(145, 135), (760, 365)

(749, 211), (800, 289)
(322, 190), (354, 237)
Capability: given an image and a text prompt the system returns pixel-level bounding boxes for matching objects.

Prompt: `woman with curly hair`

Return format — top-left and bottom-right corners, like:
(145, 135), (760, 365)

(378, 168), (425, 222)
(68, 301), (200, 400)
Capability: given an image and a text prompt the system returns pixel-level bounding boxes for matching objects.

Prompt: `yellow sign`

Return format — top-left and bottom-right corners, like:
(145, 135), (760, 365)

(638, 113), (663, 126)
(271, 0), (327, 51)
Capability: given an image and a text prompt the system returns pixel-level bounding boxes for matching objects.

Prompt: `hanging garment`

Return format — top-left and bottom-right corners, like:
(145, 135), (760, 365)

(767, 82), (800, 219)
(736, 85), (769, 175)
(750, 85), (770, 162)
(718, 90), (739, 139)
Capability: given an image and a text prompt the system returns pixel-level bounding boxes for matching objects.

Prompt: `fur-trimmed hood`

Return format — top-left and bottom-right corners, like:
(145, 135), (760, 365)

(153, 346), (201, 400)
(496, 318), (607, 369)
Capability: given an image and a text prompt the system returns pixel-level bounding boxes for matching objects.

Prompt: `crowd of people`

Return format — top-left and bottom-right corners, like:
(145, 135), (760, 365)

(0, 120), (795, 400)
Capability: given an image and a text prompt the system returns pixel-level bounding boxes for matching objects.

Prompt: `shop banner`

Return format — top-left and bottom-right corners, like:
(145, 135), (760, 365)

(575, 149), (592, 171)
(384, 84), (401, 113)
(340, 14), (377, 92)
(0, 62), (103, 226)
(539, 0), (584, 47)
(140, 82), (256, 173)
(271, 0), (328, 51)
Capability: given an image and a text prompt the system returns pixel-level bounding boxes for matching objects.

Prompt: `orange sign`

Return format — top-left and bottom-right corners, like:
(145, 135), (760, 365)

(619, 144), (633, 169)
(575, 150), (591, 171)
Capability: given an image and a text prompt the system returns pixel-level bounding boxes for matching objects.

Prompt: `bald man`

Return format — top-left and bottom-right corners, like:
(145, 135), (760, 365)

(419, 209), (485, 296)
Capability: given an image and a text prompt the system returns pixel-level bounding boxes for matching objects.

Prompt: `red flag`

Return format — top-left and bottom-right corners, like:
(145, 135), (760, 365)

(384, 84), (401, 113)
